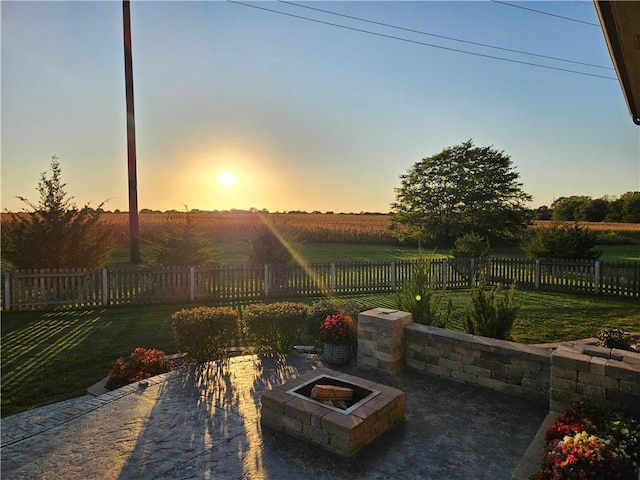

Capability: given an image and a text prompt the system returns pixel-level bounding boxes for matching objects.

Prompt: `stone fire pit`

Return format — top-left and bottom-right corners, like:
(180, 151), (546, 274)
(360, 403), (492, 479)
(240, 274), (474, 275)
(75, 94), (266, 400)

(260, 368), (405, 457)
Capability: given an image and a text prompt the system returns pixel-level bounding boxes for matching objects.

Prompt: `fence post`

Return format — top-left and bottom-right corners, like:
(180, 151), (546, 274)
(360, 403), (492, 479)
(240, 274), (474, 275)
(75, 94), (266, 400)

(469, 258), (475, 287)
(594, 261), (601, 295)
(264, 264), (269, 297)
(535, 260), (541, 290)
(3, 272), (10, 312)
(330, 263), (336, 291)
(102, 269), (108, 307)
(390, 261), (396, 289)
(442, 259), (448, 287)
(190, 266), (195, 301)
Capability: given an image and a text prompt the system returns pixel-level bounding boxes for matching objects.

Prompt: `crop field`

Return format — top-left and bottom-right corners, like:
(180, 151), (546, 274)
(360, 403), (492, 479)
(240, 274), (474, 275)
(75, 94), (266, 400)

(3, 211), (639, 247)
(534, 220), (640, 231)
(101, 212), (394, 244)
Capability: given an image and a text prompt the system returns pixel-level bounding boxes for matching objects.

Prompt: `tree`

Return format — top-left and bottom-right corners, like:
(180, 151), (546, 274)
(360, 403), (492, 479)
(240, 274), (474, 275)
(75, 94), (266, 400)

(2, 156), (113, 268)
(464, 275), (518, 340)
(151, 209), (218, 266)
(532, 205), (552, 220)
(522, 223), (601, 259)
(578, 198), (609, 222)
(618, 191), (640, 223)
(245, 223), (296, 265)
(551, 196), (591, 221)
(396, 256), (451, 327)
(390, 140), (532, 245)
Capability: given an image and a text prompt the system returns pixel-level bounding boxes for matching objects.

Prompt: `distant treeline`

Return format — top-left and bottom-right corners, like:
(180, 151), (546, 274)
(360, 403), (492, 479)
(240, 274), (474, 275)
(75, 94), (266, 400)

(531, 192), (640, 223)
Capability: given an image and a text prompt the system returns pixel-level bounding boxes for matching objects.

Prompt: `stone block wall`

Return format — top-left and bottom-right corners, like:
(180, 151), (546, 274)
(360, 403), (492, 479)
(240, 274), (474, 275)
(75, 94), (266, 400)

(356, 309), (640, 415)
(357, 308), (413, 375)
(551, 342), (640, 416)
(404, 324), (551, 402)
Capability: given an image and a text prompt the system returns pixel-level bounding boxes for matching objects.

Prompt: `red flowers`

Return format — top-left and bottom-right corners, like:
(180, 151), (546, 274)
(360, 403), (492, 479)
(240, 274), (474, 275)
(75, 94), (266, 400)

(319, 313), (356, 344)
(532, 401), (640, 480)
(105, 347), (172, 390)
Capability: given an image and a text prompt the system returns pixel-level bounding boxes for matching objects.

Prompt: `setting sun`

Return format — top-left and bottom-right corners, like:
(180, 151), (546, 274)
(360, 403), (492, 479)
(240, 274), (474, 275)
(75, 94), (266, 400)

(217, 172), (238, 188)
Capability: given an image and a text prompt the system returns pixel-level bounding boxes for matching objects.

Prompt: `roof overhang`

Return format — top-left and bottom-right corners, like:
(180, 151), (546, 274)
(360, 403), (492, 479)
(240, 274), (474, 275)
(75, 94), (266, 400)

(594, 1), (640, 126)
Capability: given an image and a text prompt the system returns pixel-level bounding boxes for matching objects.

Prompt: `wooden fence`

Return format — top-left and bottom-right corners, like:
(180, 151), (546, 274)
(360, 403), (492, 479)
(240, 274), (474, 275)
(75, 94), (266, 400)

(1, 258), (639, 311)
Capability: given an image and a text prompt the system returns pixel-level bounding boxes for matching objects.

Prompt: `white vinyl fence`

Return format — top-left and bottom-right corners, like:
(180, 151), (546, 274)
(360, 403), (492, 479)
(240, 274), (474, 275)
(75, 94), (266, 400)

(2, 258), (638, 311)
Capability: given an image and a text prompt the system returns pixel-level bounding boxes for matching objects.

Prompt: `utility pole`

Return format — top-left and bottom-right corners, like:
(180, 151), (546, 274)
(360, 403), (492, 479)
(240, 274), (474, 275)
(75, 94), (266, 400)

(123, 0), (141, 263)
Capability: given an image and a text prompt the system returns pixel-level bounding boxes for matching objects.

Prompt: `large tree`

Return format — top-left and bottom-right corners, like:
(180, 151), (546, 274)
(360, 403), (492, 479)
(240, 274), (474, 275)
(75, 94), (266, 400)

(2, 157), (113, 269)
(390, 140), (532, 244)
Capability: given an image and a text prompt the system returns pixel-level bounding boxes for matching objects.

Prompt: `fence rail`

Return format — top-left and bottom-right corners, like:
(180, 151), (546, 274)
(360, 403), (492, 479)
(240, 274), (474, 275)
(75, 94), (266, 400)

(2, 258), (639, 311)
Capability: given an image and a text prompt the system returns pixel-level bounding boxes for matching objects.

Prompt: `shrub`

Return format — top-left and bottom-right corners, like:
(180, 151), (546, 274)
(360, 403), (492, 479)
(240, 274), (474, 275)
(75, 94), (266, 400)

(397, 258), (451, 327)
(522, 223), (601, 259)
(450, 232), (491, 258)
(319, 313), (357, 344)
(105, 347), (172, 390)
(243, 302), (309, 353)
(245, 223), (296, 265)
(171, 306), (240, 363)
(464, 275), (517, 339)
(532, 401), (640, 480)
(307, 299), (365, 341)
(597, 327), (634, 351)
(151, 210), (219, 266)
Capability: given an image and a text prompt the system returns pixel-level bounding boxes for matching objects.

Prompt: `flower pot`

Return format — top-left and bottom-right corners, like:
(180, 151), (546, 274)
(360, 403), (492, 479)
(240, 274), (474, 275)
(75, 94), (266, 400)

(321, 343), (351, 365)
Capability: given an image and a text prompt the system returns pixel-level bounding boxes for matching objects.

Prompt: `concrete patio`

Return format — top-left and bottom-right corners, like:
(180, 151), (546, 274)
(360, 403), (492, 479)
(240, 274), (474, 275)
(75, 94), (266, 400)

(1, 353), (548, 480)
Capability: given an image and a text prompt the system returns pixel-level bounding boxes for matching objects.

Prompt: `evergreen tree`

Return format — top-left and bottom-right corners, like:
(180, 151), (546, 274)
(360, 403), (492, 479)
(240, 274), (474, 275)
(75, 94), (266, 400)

(2, 156), (113, 268)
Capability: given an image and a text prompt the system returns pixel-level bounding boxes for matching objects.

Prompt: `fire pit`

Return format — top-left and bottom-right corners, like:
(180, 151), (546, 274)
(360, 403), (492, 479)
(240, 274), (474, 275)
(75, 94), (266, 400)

(260, 368), (405, 457)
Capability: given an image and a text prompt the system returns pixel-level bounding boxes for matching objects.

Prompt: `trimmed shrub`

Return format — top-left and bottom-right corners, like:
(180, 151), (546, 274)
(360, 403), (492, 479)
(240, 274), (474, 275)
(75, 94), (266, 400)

(397, 258), (451, 327)
(171, 306), (240, 363)
(451, 232), (491, 258)
(243, 302), (309, 353)
(464, 275), (517, 339)
(105, 347), (172, 390)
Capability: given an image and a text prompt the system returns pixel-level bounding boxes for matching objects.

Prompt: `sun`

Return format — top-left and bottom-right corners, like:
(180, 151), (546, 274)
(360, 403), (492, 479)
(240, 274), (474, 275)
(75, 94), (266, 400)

(217, 172), (238, 188)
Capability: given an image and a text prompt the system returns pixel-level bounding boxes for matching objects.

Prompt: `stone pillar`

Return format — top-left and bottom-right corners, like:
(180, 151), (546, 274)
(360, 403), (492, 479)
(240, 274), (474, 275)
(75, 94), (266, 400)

(357, 308), (413, 375)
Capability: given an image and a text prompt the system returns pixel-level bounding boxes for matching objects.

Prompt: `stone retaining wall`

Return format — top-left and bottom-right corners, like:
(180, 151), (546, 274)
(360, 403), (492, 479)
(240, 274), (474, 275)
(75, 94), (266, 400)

(551, 342), (640, 416)
(358, 309), (640, 415)
(404, 324), (551, 402)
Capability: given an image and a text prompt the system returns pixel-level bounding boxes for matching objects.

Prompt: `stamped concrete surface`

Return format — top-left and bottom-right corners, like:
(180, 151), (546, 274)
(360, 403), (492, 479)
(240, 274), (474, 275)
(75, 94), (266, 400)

(1, 353), (547, 480)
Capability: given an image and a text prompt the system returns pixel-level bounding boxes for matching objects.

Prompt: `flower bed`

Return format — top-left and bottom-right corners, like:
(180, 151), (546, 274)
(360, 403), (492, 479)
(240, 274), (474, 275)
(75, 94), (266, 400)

(531, 401), (639, 479)
(105, 347), (173, 390)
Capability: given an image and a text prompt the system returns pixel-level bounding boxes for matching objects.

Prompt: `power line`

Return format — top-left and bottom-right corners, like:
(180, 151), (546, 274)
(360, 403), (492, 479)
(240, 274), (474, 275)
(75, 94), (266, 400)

(227, 1), (616, 81)
(490, 1), (601, 27)
(280, 0), (612, 71)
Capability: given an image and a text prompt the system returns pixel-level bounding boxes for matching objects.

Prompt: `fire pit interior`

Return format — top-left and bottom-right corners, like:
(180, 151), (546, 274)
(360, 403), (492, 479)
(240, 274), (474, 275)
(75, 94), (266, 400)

(261, 368), (405, 457)
(287, 374), (380, 415)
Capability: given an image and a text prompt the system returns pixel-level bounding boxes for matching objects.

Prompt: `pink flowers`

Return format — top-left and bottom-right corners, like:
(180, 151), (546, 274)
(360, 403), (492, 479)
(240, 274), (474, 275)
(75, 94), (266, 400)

(319, 313), (357, 344)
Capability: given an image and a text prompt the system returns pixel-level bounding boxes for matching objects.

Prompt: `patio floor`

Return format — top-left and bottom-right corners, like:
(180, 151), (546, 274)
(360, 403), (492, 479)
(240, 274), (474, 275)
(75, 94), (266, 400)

(1, 353), (548, 480)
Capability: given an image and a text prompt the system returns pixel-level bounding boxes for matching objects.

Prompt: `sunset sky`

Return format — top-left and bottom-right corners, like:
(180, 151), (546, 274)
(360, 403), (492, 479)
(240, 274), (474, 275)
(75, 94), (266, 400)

(2, 1), (639, 214)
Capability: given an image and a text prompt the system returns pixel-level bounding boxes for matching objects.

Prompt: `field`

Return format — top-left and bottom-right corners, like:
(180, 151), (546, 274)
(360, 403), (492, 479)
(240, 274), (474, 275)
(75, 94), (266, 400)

(2, 289), (639, 417)
(90, 213), (640, 264)
(6, 212), (639, 245)
(99, 212), (396, 244)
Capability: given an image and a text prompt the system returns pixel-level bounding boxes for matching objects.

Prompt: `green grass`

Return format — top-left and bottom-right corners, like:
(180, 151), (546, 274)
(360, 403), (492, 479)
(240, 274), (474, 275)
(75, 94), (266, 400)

(105, 242), (640, 266)
(2, 290), (639, 417)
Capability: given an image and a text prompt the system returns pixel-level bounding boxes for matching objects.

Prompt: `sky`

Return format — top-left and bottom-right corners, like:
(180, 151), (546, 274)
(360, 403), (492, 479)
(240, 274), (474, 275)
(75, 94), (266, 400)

(2, 0), (639, 214)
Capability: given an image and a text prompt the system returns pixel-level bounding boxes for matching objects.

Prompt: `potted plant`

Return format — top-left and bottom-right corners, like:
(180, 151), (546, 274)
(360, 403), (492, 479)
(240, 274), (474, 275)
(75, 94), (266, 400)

(319, 313), (357, 365)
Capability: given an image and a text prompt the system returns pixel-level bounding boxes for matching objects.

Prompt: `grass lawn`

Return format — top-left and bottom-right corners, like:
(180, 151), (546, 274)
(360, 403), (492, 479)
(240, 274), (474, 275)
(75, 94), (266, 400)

(2, 290), (639, 417)
(106, 242), (640, 266)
